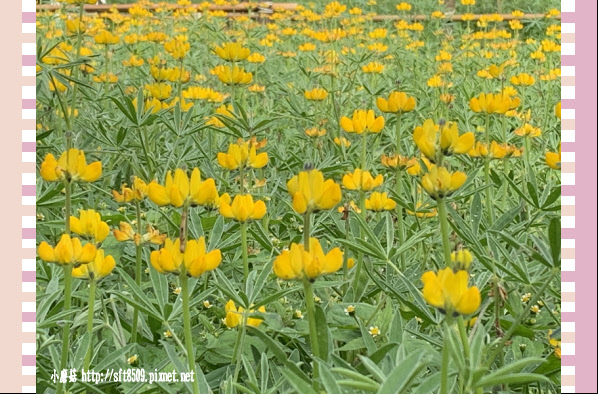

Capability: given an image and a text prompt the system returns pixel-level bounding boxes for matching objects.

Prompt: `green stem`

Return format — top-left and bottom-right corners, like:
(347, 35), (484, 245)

(457, 316), (470, 359)
(67, 3), (85, 121)
(131, 200), (143, 343)
(437, 198), (452, 268)
(440, 322), (450, 394)
(303, 211), (311, 248)
(303, 278), (320, 390)
(84, 280), (97, 370)
(56, 264), (73, 394)
(240, 222), (249, 282)
(351, 191), (366, 294)
(232, 320), (247, 383)
(136, 126), (153, 179)
(361, 133), (367, 170)
(484, 113), (494, 225)
(180, 268), (200, 394)
(395, 114), (405, 271)
(239, 165), (245, 194)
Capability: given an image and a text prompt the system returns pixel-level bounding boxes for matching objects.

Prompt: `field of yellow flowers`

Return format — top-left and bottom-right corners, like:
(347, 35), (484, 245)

(36, 0), (562, 393)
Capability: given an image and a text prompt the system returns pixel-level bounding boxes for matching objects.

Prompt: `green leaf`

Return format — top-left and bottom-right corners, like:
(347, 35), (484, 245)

(94, 344), (135, 371)
(548, 217), (560, 266)
(489, 203), (522, 232)
(317, 361), (343, 394)
(357, 355), (386, 383)
(377, 352), (427, 394)
(471, 193), (482, 236)
(280, 369), (317, 394)
(247, 326), (311, 384)
(315, 305), (330, 361)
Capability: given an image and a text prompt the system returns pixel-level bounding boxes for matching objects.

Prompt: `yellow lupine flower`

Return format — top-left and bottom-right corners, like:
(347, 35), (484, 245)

(217, 141), (268, 171)
(362, 62), (384, 74)
(365, 192), (396, 211)
(148, 168), (218, 208)
(38, 234), (97, 266)
(219, 194), (267, 222)
(334, 137), (351, 147)
(304, 88), (328, 101)
(305, 128), (326, 138)
(469, 92), (520, 114)
(145, 82), (172, 100)
(342, 169), (384, 191)
(150, 237), (222, 277)
(70, 210), (110, 242)
(451, 249), (473, 271)
(273, 238), (343, 280)
(545, 144), (561, 170)
(340, 109), (384, 134)
(164, 36), (190, 60)
(113, 222), (166, 246)
(376, 91), (416, 113)
(224, 300), (266, 328)
(421, 165), (467, 199)
(421, 268), (481, 315)
(112, 177), (148, 202)
(215, 42), (251, 62)
(215, 65), (253, 85)
(413, 119), (439, 160)
(94, 30), (119, 45)
(72, 249), (116, 281)
(40, 149), (102, 183)
(287, 169), (342, 214)
(514, 123), (542, 138)
(247, 53), (266, 63)
(440, 122), (475, 156)
(510, 73), (535, 86)
(207, 104), (234, 128)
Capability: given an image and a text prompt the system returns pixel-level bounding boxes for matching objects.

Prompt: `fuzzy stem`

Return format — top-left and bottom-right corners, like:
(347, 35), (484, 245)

(131, 200), (143, 343)
(395, 114), (405, 271)
(180, 268), (200, 394)
(240, 222), (249, 282)
(440, 322), (451, 394)
(437, 198), (452, 268)
(303, 278), (320, 390)
(83, 280), (97, 370)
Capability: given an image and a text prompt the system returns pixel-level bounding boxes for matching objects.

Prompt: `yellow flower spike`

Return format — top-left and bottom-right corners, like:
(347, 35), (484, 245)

(217, 141), (268, 170)
(112, 177), (148, 203)
(469, 92), (520, 115)
(342, 168), (384, 191)
(164, 36), (190, 60)
(421, 165), (467, 199)
(215, 65), (253, 86)
(148, 168), (218, 208)
(69, 209), (110, 242)
(362, 61), (384, 74)
(183, 237), (222, 277)
(421, 268), (481, 315)
(247, 53), (266, 63)
(287, 169), (342, 214)
(219, 194), (267, 222)
(224, 300), (266, 328)
(72, 249), (116, 281)
(376, 91), (416, 113)
(305, 127), (327, 138)
(272, 238), (343, 281)
(214, 42), (251, 62)
(94, 30), (120, 45)
(224, 300), (242, 328)
(545, 144), (561, 170)
(365, 192), (396, 211)
(40, 149), (102, 183)
(113, 222), (136, 242)
(150, 238), (184, 274)
(406, 201), (438, 218)
(413, 119), (439, 160)
(304, 88), (328, 101)
(340, 109), (385, 134)
(333, 137), (351, 147)
(440, 122), (475, 156)
(38, 234), (97, 266)
(451, 249), (473, 271)
(514, 123), (542, 138)
(510, 73), (535, 86)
